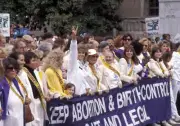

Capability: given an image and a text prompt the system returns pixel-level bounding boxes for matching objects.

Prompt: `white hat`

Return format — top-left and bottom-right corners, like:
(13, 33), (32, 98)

(88, 49), (97, 55)
(174, 33), (180, 44)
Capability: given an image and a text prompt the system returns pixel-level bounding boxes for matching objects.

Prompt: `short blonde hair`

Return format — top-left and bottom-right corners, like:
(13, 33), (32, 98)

(42, 48), (64, 71)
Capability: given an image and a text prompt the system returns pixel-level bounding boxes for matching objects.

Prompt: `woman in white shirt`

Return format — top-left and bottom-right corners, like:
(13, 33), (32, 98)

(119, 46), (143, 84)
(0, 58), (24, 126)
(147, 47), (169, 78)
(67, 27), (90, 95)
(85, 49), (101, 93)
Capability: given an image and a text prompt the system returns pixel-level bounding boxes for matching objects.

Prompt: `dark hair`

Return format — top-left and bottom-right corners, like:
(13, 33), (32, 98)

(42, 32), (53, 40)
(2, 57), (19, 72)
(122, 33), (133, 41)
(131, 40), (143, 56)
(124, 46), (139, 65)
(53, 37), (65, 49)
(162, 34), (170, 40)
(64, 83), (75, 95)
(162, 52), (172, 68)
(9, 52), (23, 60)
(24, 51), (38, 64)
(151, 46), (162, 61)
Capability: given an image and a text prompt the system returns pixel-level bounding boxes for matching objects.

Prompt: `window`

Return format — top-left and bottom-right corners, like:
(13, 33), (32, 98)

(149, 0), (159, 16)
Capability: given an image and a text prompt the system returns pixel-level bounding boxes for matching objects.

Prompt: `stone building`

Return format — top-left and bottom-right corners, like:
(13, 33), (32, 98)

(118, 0), (159, 38)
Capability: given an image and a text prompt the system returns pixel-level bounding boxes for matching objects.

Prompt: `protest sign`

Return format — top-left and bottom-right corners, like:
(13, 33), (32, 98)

(145, 17), (159, 36)
(47, 77), (171, 126)
(0, 13), (10, 37)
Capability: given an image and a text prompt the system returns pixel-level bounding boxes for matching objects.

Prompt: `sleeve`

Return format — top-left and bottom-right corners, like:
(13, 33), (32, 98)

(45, 69), (66, 97)
(134, 64), (143, 74)
(119, 58), (127, 75)
(118, 58), (133, 83)
(160, 62), (170, 76)
(67, 40), (78, 82)
(148, 61), (164, 77)
(98, 65), (108, 91)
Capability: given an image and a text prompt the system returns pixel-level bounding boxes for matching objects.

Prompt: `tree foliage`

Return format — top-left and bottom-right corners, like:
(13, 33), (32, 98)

(0, 0), (123, 35)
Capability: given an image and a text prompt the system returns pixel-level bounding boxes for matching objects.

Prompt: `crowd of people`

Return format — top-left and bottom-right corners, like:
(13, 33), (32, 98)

(0, 26), (180, 126)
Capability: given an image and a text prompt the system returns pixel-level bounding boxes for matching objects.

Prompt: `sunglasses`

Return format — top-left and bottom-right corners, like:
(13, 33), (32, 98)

(6, 66), (16, 71)
(124, 39), (132, 41)
(91, 55), (99, 58)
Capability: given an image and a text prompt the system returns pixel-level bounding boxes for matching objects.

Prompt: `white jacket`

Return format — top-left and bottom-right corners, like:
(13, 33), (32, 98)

(171, 52), (180, 81)
(147, 59), (169, 78)
(67, 40), (90, 95)
(119, 58), (143, 80)
(99, 63), (122, 90)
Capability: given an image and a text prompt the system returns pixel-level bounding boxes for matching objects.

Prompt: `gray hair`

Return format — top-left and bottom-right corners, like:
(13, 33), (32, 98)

(38, 43), (52, 57)
(98, 41), (109, 52)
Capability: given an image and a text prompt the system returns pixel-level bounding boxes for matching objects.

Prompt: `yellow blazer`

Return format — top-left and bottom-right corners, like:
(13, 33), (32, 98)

(45, 67), (66, 96)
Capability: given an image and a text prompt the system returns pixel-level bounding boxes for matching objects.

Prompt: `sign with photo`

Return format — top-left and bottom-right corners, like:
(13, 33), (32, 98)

(145, 17), (159, 36)
(0, 13), (10, 37)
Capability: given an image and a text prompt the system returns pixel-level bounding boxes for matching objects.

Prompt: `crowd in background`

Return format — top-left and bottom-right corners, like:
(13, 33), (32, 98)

(0, 26), (180, 126)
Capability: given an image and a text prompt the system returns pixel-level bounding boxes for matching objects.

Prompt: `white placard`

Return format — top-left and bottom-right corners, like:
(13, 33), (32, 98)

(145, 17), (159, 36)
(0, 13), (10, 37)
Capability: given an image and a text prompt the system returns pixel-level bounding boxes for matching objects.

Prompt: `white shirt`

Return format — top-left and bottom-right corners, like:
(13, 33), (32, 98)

(119, 58), (143, 81)
(99, 63), (122, 90)
(147, 59), (169, 78)
(67, 40), (90, 95)
(171, 52), (180, 81)
(3, 81), (24, 126)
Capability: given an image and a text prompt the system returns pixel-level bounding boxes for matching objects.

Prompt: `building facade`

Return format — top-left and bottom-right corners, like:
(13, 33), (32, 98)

(118, 0), (159, 38)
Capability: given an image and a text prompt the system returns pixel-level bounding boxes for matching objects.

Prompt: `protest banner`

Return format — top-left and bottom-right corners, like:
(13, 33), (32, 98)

(0, 13), (10, 37)
(47, 77), (171, 126)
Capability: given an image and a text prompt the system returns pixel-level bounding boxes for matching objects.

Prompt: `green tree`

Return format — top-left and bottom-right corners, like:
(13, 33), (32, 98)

(0, 0), (123, 35)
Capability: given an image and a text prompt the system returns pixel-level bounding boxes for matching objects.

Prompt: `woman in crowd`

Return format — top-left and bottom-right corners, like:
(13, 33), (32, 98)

(23, 51), (47, 126)
(146, 47), (171, 126)
(85, 49), (101, 93)
(146, 46), (169, 78)
(159, 40), (171, 54)
(0, 58), (24, 126)
(42, 48), (69, 98)
(170, 43), (180, 122)
(118, 34), (133, 54)
(138, 38), (151, 64)
(67, 27), (90, 95)
(119, 46), (143, 84)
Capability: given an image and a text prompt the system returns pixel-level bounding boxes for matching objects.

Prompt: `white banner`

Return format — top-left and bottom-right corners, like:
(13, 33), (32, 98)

(145, 17), (159, 36)
(0, 13), (10, 37)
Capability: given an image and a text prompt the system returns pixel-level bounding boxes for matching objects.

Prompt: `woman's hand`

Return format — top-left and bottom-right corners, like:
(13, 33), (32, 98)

(71, 26), (78, 40)
(45, 96), (52, 102)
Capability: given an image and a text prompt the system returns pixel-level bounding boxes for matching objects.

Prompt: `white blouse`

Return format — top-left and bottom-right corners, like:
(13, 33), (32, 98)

(119, 58), (143, 81)
(147, 59), (169, 78)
